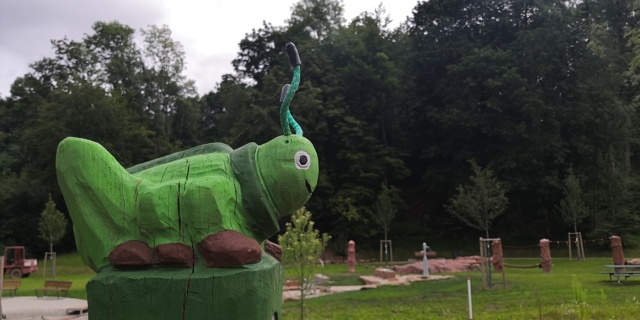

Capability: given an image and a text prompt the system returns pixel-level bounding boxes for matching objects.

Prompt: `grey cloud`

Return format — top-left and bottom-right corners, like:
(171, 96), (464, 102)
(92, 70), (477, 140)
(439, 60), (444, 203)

(0, 0), (166, 96)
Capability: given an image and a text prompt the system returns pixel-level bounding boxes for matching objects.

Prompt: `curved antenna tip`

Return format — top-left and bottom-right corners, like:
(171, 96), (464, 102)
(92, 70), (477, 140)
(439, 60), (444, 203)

(286, 42), (301, 67)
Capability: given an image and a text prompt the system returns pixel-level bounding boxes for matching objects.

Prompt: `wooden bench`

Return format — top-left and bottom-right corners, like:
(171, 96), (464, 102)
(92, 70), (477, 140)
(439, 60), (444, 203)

(2, 280), (21, 297)
(35, 280), (73, 298)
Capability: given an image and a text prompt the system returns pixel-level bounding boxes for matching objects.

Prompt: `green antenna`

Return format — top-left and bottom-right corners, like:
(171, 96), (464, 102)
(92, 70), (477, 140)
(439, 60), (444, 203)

(280, 42), (302, 136)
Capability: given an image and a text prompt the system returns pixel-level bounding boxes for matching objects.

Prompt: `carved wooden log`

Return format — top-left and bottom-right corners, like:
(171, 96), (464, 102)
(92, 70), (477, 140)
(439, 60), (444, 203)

(539, 239), (552, 273)
(87, 252), (283, 320)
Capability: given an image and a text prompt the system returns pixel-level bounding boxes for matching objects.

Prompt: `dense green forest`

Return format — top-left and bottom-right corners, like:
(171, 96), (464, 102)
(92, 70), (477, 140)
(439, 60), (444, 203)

(3, 0), (640, 255)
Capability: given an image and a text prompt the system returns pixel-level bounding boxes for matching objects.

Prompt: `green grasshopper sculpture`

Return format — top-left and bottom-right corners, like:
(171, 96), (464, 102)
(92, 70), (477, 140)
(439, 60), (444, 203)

(56, 43), (318, 272)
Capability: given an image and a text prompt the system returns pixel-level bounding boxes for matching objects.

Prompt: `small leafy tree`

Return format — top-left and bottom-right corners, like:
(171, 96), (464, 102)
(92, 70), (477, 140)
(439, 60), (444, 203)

(557, 167), (588, 233)
(446, 160), (508, 238)
(371, 184), (397, 241)
(278, 207), (330, 320)
(38, 194), (67, 256)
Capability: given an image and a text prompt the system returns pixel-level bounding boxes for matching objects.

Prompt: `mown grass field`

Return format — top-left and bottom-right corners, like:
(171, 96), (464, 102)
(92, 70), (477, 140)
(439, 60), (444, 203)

(282, 257), (640, 320)
(4, 253), (94, 299)
(6, 248), (640, 319)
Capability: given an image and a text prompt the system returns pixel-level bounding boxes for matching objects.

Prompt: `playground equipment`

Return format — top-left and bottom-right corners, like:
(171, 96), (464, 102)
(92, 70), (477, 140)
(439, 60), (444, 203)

(568, 232), (586, 261)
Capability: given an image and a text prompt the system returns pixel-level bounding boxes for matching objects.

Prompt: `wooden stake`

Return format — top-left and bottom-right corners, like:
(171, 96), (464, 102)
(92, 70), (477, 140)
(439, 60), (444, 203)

(1, 255), (4, 318)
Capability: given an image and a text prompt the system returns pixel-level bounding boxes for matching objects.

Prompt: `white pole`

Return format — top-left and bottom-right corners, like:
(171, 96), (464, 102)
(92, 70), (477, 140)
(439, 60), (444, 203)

(467, 277), (473, 320)
(422, 242), (429, 277)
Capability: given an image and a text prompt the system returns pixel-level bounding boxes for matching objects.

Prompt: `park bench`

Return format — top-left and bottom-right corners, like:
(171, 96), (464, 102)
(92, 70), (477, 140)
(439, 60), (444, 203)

(35, 280), (72, 298)
(2, 280), (21, 297)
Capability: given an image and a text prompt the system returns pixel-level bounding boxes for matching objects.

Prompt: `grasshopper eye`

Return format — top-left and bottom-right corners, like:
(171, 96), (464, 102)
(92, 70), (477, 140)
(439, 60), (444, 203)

(294, 151), (311, 170)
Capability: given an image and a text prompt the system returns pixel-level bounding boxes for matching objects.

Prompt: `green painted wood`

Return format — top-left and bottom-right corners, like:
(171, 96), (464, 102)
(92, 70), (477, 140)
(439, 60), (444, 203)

(87, 252), (283, 320)
(56, 135), (318, 272)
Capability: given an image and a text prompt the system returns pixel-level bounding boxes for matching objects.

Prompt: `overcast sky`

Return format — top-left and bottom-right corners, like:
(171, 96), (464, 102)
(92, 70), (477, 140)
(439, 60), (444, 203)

(0, 0), (418, 97)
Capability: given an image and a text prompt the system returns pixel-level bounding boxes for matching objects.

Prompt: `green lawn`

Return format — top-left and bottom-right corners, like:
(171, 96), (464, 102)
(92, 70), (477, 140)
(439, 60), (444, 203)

(8, 252), (640, 319)
(282, 258), (640, 320)
(4, 253), (95, 299)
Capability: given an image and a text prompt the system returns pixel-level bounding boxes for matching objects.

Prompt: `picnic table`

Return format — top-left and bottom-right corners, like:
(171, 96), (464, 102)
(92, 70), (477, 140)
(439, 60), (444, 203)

(600, 265), (640, 284)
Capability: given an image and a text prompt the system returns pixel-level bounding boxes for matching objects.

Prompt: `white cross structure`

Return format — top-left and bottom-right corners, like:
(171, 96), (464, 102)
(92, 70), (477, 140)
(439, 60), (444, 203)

(422, 242), (430, 277)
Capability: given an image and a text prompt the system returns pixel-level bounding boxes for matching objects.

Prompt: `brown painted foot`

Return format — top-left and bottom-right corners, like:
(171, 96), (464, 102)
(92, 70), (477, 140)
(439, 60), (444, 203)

(155, 243), (194, 267)
(197, 230), (261, 267)
(109, 240), (154, 266)
(264, 240), (282, 261)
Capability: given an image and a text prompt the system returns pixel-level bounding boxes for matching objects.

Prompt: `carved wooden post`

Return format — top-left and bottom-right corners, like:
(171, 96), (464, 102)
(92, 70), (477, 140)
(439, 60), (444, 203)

(492, 239), (506, 287)
(491, 240), (503, 272)
(56, 42), (317, 320)
(611, 235), (625, 266)
(348, 240), (356, 273)
(540, 239), (552, 273)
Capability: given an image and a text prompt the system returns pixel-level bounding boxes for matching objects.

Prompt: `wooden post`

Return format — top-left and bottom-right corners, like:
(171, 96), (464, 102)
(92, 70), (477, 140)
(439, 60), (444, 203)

(1, 255), (4, 318)
(348, 241), (356, 273)
(568, 233), (573, 261)
(568, 232), (586, 261)
(540, 239), (552, 273)
(479, 238), (487, 289)
(379, 240), (393, 264)
(491, 239), (506, 288)
(578, 232), (586, 261)
(611, 235), (625, 266)
(53, 252), (57, 278)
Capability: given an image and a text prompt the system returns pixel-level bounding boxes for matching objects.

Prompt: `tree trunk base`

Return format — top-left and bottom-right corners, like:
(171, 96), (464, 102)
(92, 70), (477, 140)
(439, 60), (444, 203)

(87, 252), (283, 320)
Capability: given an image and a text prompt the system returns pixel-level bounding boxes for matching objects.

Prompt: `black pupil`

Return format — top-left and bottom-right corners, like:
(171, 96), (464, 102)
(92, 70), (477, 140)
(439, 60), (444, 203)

(299, 155), (308, 166)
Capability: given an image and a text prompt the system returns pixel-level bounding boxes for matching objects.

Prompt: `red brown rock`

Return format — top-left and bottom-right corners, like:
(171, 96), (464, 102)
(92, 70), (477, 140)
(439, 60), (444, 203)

(374, 268), (396, 279)
(155, 243), (194, 267)
(393, 256), (482, 274)
(197, 230), (262, 267)
(264, 240), (282, 261)
(414, 251), (437, 258)
(109, 240), (154, 266)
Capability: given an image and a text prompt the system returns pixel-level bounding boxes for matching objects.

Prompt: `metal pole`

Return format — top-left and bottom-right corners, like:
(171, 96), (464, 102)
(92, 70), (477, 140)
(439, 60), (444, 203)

(422, 242), (430, 277)
(467, 277), (473, 319)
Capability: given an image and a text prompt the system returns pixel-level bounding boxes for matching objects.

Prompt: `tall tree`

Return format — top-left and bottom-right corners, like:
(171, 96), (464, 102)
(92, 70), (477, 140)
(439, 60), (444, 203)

(371, 184), (398, 241)
(557, 167), (588, 233)
(38, 194), (67, 256)
(278, 207), (330, 320)
(446, 160), (508, 238)
(288, 0), (345, 40)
